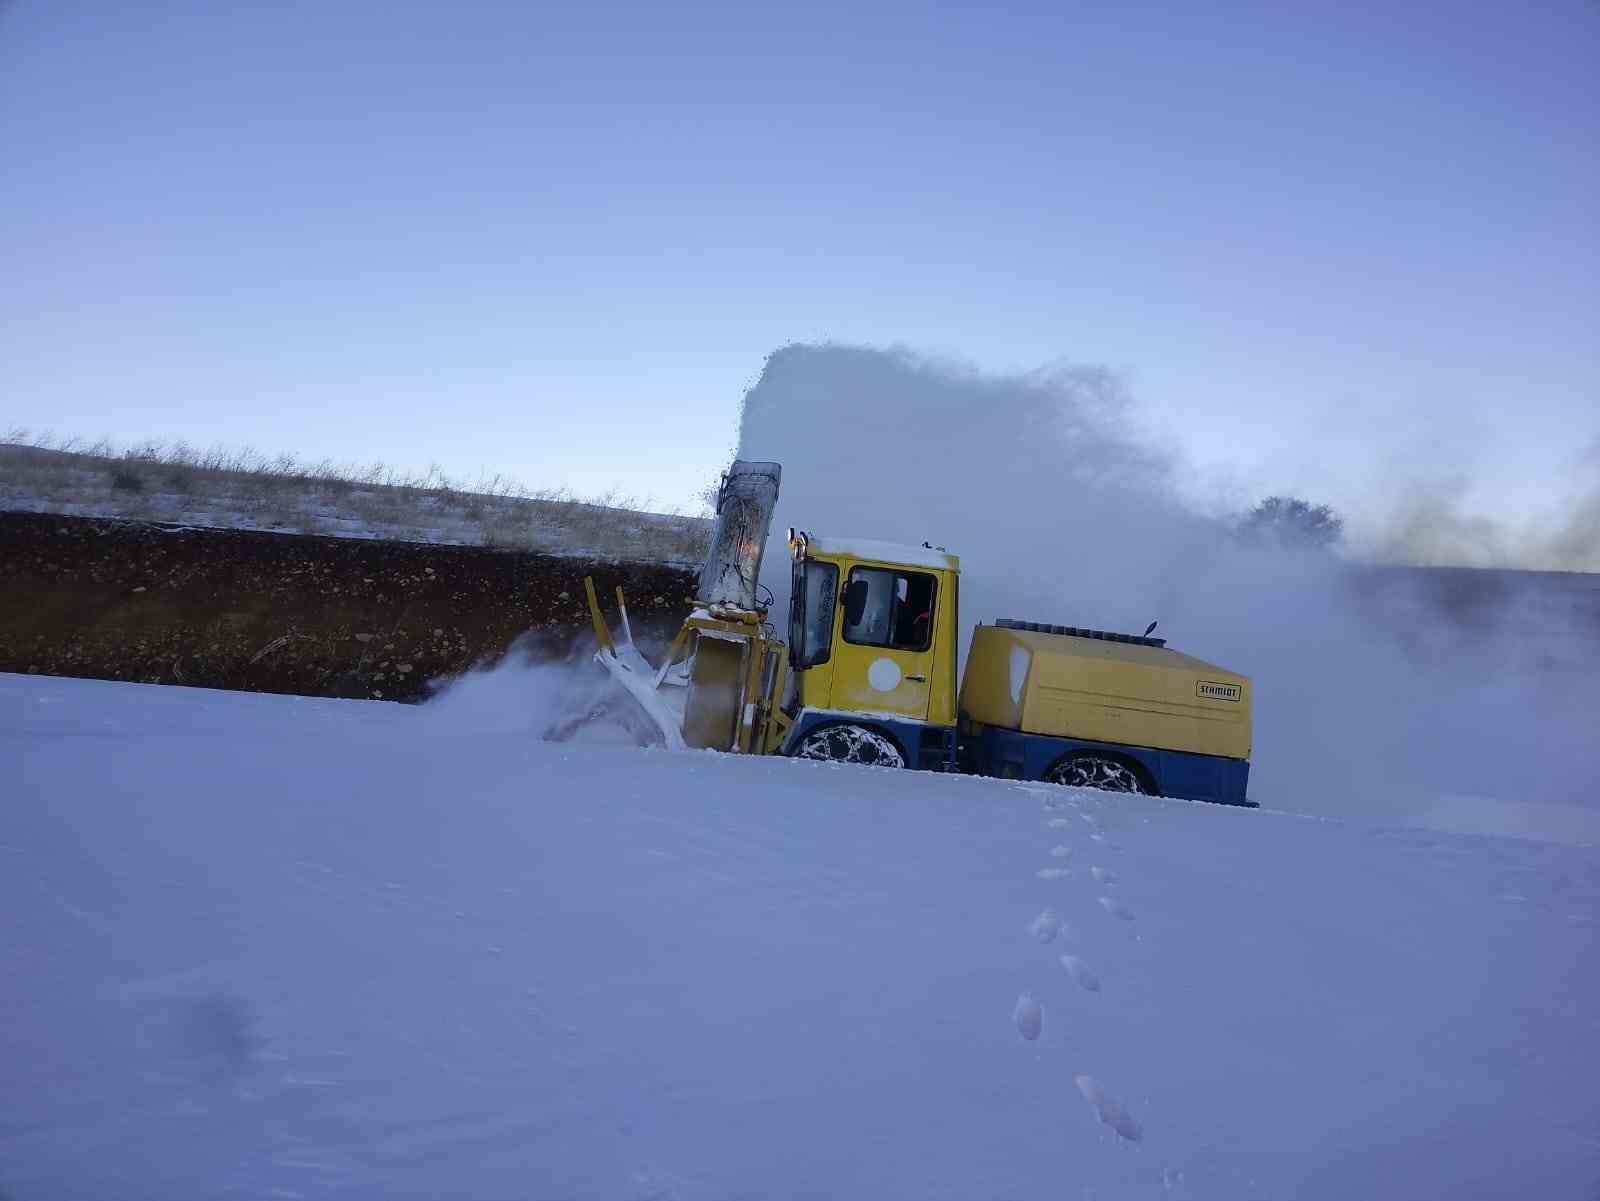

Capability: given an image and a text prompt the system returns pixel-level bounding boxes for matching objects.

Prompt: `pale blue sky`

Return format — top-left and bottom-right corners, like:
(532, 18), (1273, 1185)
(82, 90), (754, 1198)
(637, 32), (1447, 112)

(2, 1), (1595, 534)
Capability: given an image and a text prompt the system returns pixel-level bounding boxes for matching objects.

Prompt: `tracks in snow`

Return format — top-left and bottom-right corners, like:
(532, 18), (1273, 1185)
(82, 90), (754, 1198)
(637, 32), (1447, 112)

(1013, 784), (1166, 1181)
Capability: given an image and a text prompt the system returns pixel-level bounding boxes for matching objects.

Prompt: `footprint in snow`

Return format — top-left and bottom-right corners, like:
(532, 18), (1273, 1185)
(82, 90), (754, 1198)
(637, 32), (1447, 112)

(628, 1166), (694, 1200)
(1046, 817), (1072, 829)
(1036, 867), (1071, 880)
(1098, 896), (1135, 921)
(1075, 1075), (1142, 1142)
(1014, 992), (1043, 1041)
(1029, 908), (1062, 943)
(176, 996), (256, 1081)
(1060, 954), (1101, 992)
(1050, 845), (1073, 859)
(1090, 866), (1116, 885)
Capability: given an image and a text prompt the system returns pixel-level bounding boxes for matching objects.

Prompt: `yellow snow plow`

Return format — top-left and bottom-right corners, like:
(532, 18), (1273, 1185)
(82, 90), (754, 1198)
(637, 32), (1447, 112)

(586, 460), (1255, 805)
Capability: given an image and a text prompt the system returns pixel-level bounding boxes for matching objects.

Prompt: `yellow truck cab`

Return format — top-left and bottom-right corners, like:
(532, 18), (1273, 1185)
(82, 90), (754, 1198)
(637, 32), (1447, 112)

(782, 530), (962, 771)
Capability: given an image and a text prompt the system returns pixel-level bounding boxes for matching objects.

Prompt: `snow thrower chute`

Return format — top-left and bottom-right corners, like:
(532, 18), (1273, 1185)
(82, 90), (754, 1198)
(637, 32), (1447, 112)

(585, 460), (792, 754)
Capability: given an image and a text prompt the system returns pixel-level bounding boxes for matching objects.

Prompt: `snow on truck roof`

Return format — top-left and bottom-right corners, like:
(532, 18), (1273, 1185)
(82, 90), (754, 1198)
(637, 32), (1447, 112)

(795, 532), (960, 572)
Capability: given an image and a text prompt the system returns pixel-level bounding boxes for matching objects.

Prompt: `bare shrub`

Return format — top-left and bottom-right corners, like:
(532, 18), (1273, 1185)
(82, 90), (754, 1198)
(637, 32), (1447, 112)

(163, 463), (199, 493)
(108, 465), (147, 493)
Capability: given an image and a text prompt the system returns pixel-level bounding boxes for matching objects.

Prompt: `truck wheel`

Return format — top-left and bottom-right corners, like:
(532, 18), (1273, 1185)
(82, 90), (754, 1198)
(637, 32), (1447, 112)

(1045, 754), (1148, 794)
(792, 724), (906, 768)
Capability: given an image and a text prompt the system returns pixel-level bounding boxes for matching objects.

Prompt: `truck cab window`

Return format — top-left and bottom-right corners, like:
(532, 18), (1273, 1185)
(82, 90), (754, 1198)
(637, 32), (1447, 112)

(790, 561), (839, 668)
(841, 567), (936, 652)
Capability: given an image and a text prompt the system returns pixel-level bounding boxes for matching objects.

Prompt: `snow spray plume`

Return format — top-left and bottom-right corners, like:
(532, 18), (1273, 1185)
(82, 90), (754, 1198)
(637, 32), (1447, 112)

(1369, 452), (1600, 576)
(737, 343), (1600, 817)
(423, 632), (664, 746)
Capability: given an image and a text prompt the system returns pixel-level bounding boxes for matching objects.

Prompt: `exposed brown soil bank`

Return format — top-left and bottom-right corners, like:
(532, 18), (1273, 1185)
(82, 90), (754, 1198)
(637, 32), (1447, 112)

(1, 511), (695, 701)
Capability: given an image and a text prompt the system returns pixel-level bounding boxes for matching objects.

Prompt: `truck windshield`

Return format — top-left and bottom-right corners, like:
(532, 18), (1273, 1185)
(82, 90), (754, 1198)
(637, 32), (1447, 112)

(790, 561), (838, 668)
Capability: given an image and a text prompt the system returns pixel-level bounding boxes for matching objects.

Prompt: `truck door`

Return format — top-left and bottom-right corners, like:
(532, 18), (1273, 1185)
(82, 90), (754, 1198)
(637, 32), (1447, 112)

(831, 564), (938, 720)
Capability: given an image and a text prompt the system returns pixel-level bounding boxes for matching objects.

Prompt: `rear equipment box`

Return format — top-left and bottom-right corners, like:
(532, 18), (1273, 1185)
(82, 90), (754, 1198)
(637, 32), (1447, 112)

(960, 621), (1251, 762)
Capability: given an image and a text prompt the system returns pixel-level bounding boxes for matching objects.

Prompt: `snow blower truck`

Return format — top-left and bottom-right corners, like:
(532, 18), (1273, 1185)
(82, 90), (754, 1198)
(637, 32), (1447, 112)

(585, 460), (1255, 806)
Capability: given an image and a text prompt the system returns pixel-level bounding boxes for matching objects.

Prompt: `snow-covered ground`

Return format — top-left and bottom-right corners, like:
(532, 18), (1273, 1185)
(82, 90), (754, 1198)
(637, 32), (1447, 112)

(3, 670), (1597, 1200)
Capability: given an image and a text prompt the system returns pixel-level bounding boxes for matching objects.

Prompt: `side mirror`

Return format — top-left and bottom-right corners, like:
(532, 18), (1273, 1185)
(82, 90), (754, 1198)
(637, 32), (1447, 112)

(842, 578), (869, 628)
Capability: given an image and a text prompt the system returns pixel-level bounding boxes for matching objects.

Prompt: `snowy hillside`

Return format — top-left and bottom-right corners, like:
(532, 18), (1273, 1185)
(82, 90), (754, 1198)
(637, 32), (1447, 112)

(0, 442), (711, 566)
(4, 671), (1596, 1200)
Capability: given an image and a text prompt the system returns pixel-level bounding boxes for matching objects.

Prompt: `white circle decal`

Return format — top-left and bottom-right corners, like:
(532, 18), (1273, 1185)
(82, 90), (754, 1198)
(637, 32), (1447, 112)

(867, 657), (902, 692)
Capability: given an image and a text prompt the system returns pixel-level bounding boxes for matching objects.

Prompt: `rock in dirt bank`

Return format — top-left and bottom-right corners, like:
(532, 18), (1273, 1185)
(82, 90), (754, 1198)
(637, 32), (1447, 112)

(0, 511), (695, 701)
